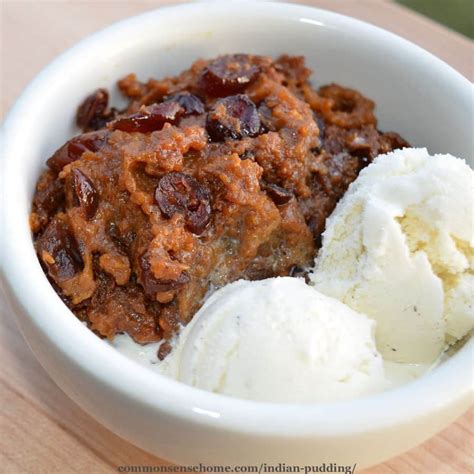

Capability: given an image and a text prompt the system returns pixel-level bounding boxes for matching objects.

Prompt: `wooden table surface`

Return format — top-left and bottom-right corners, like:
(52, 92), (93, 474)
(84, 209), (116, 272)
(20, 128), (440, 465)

(1, 1), (473, 473)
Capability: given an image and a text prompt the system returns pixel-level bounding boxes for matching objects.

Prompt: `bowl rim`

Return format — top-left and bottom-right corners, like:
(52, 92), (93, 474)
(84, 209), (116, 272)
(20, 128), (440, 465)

(1, 0), (472, 438)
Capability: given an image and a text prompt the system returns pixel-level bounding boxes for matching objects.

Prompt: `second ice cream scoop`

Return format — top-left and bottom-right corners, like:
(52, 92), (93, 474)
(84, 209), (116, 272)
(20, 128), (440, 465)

(159, 277), (386, 403)
(311, 148), (474, 364)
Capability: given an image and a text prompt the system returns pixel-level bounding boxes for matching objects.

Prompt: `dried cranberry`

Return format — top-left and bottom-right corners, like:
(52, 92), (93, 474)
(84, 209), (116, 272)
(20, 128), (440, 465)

(110, 101), (182, 133)
(139, 252), (190, 296)
(346, 136), (373, 158)
(383, 132), (410, 150)
(157, 341), (172, 360)
(165, 92), (205, 115)
(76, 88), (109, 131)
(261, 182), (293, 205)
(88, 107), (121, 131)
(198, 54), (260, 97)
(206, 94), (261, 142)
(71, 169), (99, 219)
(107, 221), (136, 255)
(47, 131), (107, 172)
(357, 155), (371, 171)
(36, 218), (84, 282)
(155, 172), (211, 235)
(87, 116), (108, 131)
(34, 178), (65, 218)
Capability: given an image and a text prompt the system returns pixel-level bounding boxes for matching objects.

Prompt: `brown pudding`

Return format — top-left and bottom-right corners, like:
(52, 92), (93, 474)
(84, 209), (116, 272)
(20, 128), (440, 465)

(30, 54), (409, 348)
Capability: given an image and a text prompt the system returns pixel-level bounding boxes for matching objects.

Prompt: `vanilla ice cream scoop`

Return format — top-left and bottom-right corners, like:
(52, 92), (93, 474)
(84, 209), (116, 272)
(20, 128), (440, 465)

(159, 277), (386, 403)
(310, 148), (474, 364)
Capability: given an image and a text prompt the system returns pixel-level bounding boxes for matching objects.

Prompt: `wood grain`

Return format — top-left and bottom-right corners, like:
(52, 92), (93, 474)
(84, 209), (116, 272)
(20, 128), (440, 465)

(1, 1), (473, 473)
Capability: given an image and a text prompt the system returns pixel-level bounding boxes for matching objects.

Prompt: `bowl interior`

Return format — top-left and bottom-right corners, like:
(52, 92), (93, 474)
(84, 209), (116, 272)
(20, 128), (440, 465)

(1, 1), (472, 437)
(13, 2), (474, 176)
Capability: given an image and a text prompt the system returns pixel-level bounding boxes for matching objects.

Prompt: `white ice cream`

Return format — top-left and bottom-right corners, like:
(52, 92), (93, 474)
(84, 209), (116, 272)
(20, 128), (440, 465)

(310, 148), (474, 364)
(111, 277), (430, 401)
(156, 277), (386, 403)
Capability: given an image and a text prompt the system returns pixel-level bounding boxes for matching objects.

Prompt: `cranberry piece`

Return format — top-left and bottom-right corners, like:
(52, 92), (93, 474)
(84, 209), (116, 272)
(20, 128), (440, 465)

(261, 182), (293, 205)
(206, 94), (261, 142)
(87, 107), (121, 131)
(346, 133), (373, 158)
(110, 101), (182, 133)
(155, 172), (211, 235)
(76, 88), (109, 131)
(198, 54), (260, 97)
(139, 252), (190, 296)
(47, 131), (107, 172)
(157, 341), (172, 360)
(383, 131), (410, 150)
(36, 218), (84, 281)
(71, 169), (99, 219)
(357, 155), (371, 171)
(107, 221), (136, 255)
(165, 92), (205, 115)
(35, 178), (65, 218)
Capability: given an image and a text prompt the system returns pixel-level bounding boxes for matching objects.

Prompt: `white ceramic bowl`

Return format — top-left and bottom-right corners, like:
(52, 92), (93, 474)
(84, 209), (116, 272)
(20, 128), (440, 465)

(1, 1), (473, 469)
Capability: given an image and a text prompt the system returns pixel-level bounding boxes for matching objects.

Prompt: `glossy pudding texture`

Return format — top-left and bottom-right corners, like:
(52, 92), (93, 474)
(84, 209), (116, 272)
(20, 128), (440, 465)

(30, 54), (409, 349)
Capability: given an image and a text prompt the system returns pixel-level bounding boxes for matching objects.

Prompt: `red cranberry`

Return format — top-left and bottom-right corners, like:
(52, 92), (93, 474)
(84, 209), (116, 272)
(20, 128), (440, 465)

(71, 169), (99, 220)
(157, 341), (172, 360)
(47, 131), (107, 172)
(106, 221), (136, 256)
(261, 182), (293, 205)
(110, 101), (182, 133)
(36, 218), (84, 282)
(139, 252), (190, 296)
(165, 92), (205, 115)
(206, 94), (261, 142)
(76, 88), (109, 131)
(155, 172), (211, 235)
(198, 54), (260, 97)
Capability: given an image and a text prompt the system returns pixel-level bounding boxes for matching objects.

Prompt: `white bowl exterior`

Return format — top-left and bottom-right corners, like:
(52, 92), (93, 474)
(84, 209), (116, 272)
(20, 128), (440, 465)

(1, 1), (473, 468)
